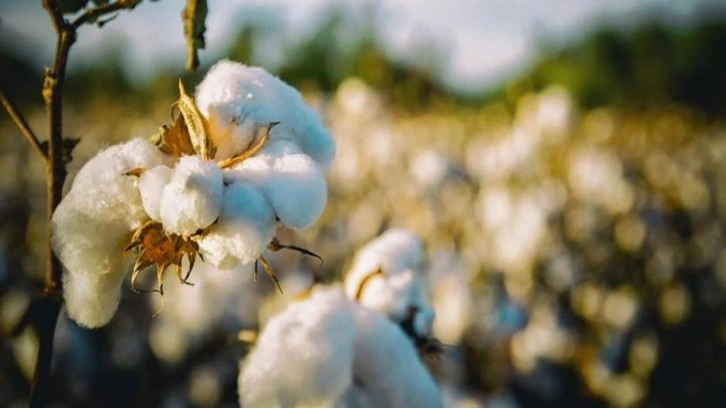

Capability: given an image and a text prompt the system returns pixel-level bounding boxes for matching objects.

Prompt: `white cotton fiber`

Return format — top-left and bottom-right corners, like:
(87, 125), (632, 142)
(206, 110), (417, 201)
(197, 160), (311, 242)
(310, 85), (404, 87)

(198, 182), (275, 267)
(344, 305), (442, 408)
(159, 156), (224, 235)
(195, 60), (336, 169)
(226, 139), (328, 230)
(239, 286), (356, 407)
(62, 257), (128, 328)
(53, 138), (168, 327)
(138, 165), (173, 221)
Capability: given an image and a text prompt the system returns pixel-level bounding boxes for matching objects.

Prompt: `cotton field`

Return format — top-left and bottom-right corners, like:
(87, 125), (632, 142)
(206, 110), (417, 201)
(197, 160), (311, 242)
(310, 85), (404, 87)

(1, 74), (724, 406)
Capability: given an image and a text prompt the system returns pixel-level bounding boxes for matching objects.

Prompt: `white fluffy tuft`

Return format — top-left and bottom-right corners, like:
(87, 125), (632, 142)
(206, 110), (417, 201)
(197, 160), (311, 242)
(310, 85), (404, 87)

(239, 287), (357, 407)
(198, 182), (275, 267)
(62, 263), (127, 328)
(195, 60), (336, 169)
(159, 156), (224, 235)
(138, 165), (173, 221)
(226, 139), (328, 230)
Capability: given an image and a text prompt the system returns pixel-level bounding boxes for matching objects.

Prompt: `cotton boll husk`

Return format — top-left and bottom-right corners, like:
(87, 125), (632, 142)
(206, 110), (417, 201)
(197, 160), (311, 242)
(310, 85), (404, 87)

(225, 139), (328, 229)
(195, 60), (336, 169)
(343, 305), (442, 408)
(159, 156), (223, 235)
(198, 182), (275, 267)
(138, 165), (173, 221)
(239, 286), (356, 407)
(62, 260), (128, 328)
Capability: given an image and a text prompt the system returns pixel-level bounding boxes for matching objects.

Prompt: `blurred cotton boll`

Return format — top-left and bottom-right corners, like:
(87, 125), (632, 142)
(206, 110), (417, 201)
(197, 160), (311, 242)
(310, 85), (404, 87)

(194, 60), (336, 168)
(344, 229), (439, 341)
(239, 286), (442, 408)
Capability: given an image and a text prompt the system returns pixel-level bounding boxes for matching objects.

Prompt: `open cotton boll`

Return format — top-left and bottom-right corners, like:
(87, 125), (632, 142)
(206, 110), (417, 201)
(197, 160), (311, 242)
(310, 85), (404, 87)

(226, 139), (328, 229)
(138, 165), (173, 221)
(198, 182), (275, 268)
(343, 305), (442, 408)
(159, 156), (223, 235)
(239, 286), (442, 408)
(195, 60), (336, 169)
(239, 286), (356, 407)
(62, 260), (128, 328)
(344, 229), (436, 337)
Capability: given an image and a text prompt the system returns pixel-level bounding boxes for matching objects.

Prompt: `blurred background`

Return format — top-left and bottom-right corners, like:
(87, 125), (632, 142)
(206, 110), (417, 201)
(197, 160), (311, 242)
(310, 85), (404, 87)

(2, 0), (726, 406)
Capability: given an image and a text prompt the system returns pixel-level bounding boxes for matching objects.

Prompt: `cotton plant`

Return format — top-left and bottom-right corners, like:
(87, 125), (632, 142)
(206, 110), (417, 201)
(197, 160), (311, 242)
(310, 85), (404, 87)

(238, 230), (443, 407)
(52, 60), (335, 328)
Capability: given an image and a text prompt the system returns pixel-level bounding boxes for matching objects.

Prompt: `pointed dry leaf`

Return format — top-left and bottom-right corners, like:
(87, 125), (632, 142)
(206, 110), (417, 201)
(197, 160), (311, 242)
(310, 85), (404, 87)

(177, 79), (215, 159)
(218, 122), (277, 169)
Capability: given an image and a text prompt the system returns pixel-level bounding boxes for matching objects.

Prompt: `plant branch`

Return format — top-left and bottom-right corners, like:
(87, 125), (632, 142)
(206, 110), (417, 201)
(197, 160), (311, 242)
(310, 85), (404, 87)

(27, 1), (142, 405)
(0, 91), (48, 161)
(71, 0), (141, 30)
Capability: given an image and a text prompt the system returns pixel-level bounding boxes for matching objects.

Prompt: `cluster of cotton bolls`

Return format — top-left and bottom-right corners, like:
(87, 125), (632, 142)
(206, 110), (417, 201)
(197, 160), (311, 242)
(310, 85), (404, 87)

(238, 229), (442, 407)
(52, 60), (335, 328)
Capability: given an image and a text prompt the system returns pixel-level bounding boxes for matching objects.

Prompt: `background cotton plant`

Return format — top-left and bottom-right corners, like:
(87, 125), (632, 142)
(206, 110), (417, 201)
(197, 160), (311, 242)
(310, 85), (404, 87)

(52, 60), (335, 328)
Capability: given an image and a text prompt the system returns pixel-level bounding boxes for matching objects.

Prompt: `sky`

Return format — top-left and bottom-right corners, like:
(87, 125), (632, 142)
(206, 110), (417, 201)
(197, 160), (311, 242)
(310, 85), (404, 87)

(0, 0), (722, 92)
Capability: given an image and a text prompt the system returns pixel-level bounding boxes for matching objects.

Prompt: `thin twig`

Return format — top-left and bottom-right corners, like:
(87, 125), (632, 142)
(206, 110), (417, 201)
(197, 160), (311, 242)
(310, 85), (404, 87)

(0, 91), (48, 160)
(71, 0), (141, 30)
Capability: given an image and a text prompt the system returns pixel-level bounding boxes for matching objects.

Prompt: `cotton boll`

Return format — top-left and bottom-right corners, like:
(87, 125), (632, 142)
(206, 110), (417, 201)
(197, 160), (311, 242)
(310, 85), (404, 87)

(62, 261), (127, 328)
(239, 286), (356, 407)
(159, 156), (223, 235)
(239, 286), (442, 407)
(198, 182), (275, 267)
(344, 229), (437, 337)
(195, 60), (336, 168)
(138, 165), (173, 221)
(345, 306), (442, 408)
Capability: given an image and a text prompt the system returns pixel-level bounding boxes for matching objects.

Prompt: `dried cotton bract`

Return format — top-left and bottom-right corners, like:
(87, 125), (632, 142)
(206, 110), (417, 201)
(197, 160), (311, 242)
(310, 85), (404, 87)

(52, 60), (335, 328)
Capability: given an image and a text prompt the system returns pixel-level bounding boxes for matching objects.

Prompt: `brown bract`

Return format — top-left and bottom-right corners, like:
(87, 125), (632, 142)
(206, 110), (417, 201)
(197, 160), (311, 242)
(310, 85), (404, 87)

(125, 220), (198, 295)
